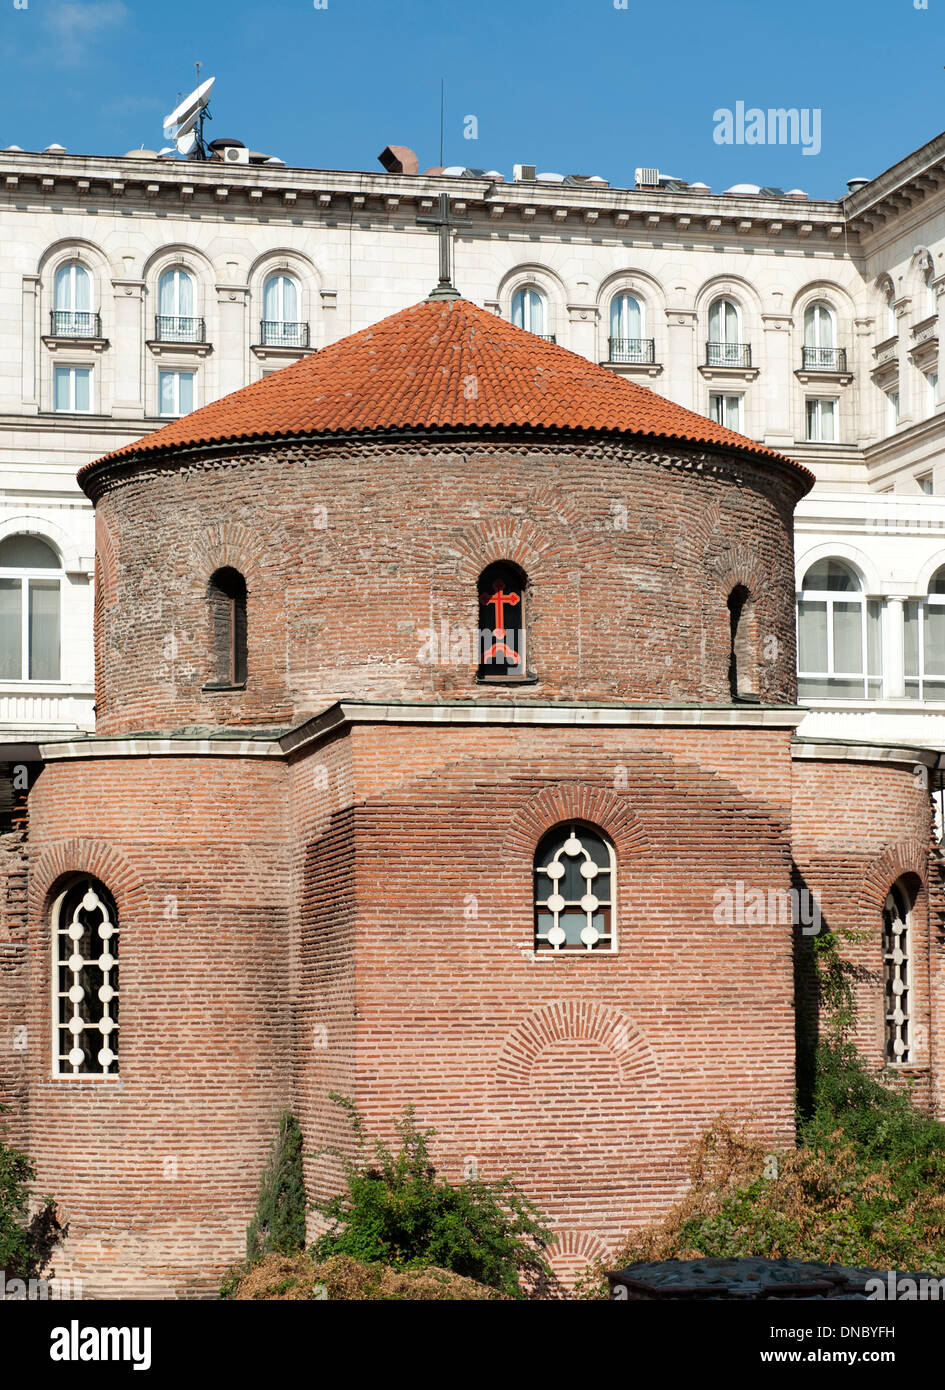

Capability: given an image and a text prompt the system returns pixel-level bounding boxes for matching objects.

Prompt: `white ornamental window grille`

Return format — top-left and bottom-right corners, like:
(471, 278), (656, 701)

(882, 881), (912, 1064)
(534, 824), (616, 953)
(53, 879), (119, 1076)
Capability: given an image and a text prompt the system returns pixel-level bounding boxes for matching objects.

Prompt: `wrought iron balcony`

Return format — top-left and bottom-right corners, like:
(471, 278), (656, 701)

(802, 345), (847, 372)
(50, 310), (101, 338)
(705, 340), (752, 368)
(260, 320), (310, 348)
(609, 337), (656, 364)
(155, 315), (205, 343)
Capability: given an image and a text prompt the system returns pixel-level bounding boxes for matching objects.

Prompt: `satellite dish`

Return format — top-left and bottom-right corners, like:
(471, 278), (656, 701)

(176, 130), (198, 156)
(163, 76), (215, 142)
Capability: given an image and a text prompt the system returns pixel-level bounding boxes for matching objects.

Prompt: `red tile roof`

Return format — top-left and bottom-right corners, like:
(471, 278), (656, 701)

(84, 295), (811, 484)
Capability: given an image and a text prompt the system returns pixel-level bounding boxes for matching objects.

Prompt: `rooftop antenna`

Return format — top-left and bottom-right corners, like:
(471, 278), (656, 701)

(163, 70), (215, 160)
(439, 77), (444, 168)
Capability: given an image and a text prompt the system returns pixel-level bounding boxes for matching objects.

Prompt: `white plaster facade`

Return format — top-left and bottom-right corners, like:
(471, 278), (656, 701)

(3, 137), (945, 755)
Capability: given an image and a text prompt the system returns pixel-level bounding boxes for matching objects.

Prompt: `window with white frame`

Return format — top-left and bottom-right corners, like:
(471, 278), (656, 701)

(926, 370), (938, 417)
(609, 293), (650, 362)
(53, 365), (92, 414)
(905, 564), (945, 698)
(802, 301), (839, 369)
(53, 877), (119, 1077)
(797, 558), (882, 700)
(262, 273), (305, 346)
(886, 389), (900, 430)
(0, 534), (62, 681)
(159, 369), (195, 417)
(707, 297), (744, 365)
(924, 267), (937, 319)
(806, 397), (837, 442)
(534, 824), (616, 953)
(157, 268), (200, 342)
(882, 880), (913, 1064)
(52, 261), (95, 337)
(511, 287), (548, 338)
(918, 472), (934, 496)
(709, 393), (743, 431)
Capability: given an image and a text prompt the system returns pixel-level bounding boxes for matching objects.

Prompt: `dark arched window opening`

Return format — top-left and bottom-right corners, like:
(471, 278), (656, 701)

(477, 561), (527, 680)
(727, 585), (758, 701)
(207, 567), (247, 687)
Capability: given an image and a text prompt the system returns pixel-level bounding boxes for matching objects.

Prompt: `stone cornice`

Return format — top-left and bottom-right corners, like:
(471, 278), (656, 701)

(0, 150), (850, 244)
(792, 735), (940, 769)
(280, 699), (809, 758)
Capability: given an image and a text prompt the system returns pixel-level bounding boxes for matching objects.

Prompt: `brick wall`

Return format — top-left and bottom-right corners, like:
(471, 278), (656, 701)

(791, 754), (939, 1115)
(296, 720), (800, 1281)
(22, 753), (292, 1297)
(89, 433), (803, 735)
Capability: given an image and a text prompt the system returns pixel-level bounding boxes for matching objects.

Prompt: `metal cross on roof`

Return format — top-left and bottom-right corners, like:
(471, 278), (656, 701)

(416, 192), (472, 299)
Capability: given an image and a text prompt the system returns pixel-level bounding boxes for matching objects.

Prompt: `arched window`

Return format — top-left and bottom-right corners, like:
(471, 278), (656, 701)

(0, 534), (62, 681)
(707, 297), (745, 366)
(477, 561), (526, 679)
(882, 880), (914, 1063)
(207, 568), (247, 687)
(534, 824), (616, 953)
(157, 267), (201, 342)
(904, 564), (945, 699)
(797, 559), (882, 700)
(52, 261), (95, 337)
(803, 301), (841, 370)
(53, 877), (119, 1076)
(924, 266), (936, 319)
(727, 585), (757, 700)
(609, 293), (651, 363)
(262, 274), (306, 347)
(511, 287), (549, 339)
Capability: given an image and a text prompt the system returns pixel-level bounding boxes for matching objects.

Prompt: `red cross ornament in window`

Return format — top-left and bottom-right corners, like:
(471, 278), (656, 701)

(479, 574), (524, 672)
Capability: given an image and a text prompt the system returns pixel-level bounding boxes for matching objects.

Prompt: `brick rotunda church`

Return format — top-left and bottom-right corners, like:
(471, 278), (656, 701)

(1, 267), (941, 1295)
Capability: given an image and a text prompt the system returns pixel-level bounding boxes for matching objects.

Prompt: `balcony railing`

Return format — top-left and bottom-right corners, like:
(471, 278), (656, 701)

(802, 345), (848, 372)
(706, 340), (752, 368)
(50, 310), (101, 338)
(155, 315), (205, 343)
(609, 337), (656, 364)
(260, 320), (310, 348)
(534, 332), (556, 343)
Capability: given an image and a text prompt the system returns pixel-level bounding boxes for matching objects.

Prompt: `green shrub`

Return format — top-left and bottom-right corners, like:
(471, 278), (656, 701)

(310, 1094), (553, 1298)
(246, 1111), (306, 1261)
(0, 1104), (60, 1278)
(577, 923), (945, 1296)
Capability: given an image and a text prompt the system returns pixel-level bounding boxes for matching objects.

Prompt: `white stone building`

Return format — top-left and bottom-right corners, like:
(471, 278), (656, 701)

(4, 132), (945, 786)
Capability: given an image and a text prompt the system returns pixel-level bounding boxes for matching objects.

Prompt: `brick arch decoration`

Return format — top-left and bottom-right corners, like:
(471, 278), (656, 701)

(189, 521), (270, 592)
(545, 1227), (612, 1271)
(857, 839), (929, 925)
(30, 837), (150, 927)
(494, 1000), (659, 1089)
(448, 483), (593, 587)
(506, 781), (652, 863)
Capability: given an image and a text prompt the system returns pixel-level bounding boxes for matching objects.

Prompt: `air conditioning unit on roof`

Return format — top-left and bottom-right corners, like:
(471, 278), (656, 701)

(513, 163), (537, 182)
(635, 167), (659, 187)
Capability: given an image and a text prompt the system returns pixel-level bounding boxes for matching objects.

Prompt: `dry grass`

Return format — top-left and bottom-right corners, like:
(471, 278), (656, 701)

(224, 1251), (508, 1301)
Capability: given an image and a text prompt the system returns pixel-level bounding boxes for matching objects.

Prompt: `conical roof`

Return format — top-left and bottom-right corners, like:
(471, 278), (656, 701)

(83, 295), (810, 484)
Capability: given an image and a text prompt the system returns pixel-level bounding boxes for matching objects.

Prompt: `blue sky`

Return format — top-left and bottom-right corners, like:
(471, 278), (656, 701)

(0, 0), (942, 198)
